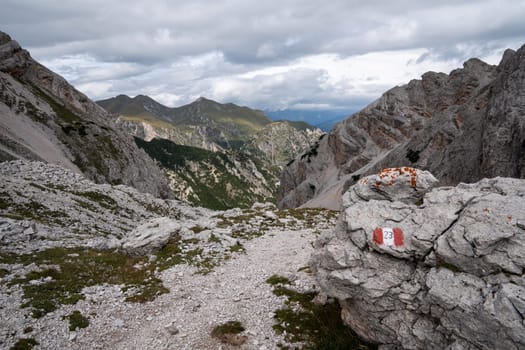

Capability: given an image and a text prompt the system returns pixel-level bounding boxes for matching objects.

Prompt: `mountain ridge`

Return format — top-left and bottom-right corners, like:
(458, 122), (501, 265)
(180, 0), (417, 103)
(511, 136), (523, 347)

(0, 31), (172, 198)
(98, 94), (274, 149)
(278, 45), (525, 209)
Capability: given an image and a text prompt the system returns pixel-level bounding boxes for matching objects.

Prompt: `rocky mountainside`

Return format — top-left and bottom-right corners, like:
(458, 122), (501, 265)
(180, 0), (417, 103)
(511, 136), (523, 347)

(243, 121), (324, 166)
(279, 44), (525, 209)
(98, 95), (272, 151)
(98, 94), (322, 208)
(98, 94), (322, 159)
(311, 167), (525, 349)
(0, 160), (341, 350)
(0, 31), (171, 198)
(134, 137), (280, 210)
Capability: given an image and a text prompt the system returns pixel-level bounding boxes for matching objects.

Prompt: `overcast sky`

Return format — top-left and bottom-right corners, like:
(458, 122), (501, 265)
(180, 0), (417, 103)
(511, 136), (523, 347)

(2, 0), (525, 112)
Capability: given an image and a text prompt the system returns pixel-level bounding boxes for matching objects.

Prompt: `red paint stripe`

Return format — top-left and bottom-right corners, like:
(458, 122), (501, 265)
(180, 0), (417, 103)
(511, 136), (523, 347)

(373, 228), (383, 244)
(393, 227), (404, 246)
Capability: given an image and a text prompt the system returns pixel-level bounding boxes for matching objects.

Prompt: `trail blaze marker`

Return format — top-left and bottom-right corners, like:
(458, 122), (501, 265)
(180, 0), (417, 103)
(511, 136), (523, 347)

(373, 227), (404, 247)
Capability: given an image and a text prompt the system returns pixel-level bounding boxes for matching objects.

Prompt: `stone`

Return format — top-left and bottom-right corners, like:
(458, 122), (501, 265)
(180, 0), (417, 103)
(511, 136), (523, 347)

(349, 167), (438, 204)
(113, 319), (125, 328)
(312, 171), (525, 349)
(121, 217), (181, 256)
(165, 322), (179, 335)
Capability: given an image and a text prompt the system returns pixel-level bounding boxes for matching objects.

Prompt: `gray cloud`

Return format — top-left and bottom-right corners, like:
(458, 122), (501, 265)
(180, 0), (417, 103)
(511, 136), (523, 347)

(2, 0), (525, 111)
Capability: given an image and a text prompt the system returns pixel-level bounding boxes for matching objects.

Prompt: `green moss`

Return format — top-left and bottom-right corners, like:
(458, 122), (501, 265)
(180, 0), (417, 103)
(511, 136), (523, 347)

(0, 268), (9, 278)
(73, 199), (99, 212)
(30, 84), (82, 123)
(0, 191), (11, 209)
(297, 266), (312, 273)
(2, 201), (70, 225)
(438, 260), (462, 273)
(9, 338), (39, 350)
(229, 242), (245, 253)
(73, 191), (118, 210)
(64, 310), (90, 331)
(190, 225), (206, 234)
(269, 284), (376, 350)
(154, 237), (220, 275)
(266, 274), (291, 286)
(211, 321), (245, 338)
(28, 183), (48, 191)
(208, 234), (221, 243)
(45, 183), (68, 191)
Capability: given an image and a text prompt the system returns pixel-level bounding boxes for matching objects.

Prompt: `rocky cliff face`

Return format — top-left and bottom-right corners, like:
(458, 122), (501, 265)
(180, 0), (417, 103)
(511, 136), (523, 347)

(311, 168), (525, 349)
(243, 121), (324, 166)
(0, 32), (171, 198)
(279, 44), (525, 209)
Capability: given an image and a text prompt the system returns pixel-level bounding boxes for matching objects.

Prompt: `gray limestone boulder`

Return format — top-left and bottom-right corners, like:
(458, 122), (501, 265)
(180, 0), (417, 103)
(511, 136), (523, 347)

(311, 170), (525, 349)
(121, 217), (181, 256)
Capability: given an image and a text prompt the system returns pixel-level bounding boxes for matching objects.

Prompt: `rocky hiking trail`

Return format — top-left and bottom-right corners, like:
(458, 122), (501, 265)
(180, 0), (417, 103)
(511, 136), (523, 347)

(1, 161), (351, 350)
(90, 228), (325, 350)
(2, 224), (334, 350)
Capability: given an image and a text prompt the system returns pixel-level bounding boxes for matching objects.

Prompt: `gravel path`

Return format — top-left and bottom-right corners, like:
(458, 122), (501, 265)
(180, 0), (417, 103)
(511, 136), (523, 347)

(14, 227), (327, 350)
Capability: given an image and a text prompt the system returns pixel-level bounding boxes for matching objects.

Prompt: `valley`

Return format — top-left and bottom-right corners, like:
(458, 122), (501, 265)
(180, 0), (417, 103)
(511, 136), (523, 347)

(99, 95), (323, 209)
(1, 28), (525, 350)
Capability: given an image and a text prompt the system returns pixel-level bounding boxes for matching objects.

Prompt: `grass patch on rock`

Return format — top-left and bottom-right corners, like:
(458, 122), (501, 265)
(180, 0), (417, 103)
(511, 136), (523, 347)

(10, 338), (39, 350)
(1, 200), (70, 226)
(64, 310), (90, 331)
(266, 274), (291, 286)
(9, 338), (39, 350)
(211, 320), (247, 345)
(268, 277), (376, 350)
(2, 247), (167, 317)
(73, 191), (118, 210)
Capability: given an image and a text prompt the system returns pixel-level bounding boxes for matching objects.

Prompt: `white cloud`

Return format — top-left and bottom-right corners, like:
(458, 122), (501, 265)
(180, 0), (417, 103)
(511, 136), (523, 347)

(2, 0), (524, 112)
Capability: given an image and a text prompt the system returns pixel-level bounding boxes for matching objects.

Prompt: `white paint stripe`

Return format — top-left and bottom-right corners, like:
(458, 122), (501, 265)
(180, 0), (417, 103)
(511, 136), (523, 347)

(383, 227), (395, 246)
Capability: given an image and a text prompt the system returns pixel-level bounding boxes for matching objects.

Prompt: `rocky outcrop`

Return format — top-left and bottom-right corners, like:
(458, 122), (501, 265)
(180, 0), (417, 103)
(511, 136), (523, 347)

(0, 160), (204, 254)
(243, 121), (323, 166)
(0, 31), (172, 198)
(279, 44), (525, 210)
(311, 168), (525, 349)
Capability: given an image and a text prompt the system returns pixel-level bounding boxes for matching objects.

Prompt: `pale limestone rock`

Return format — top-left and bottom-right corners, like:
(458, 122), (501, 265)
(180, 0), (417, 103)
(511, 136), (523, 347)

(312, 170), (525, 349)
(121, 217), (181, 256)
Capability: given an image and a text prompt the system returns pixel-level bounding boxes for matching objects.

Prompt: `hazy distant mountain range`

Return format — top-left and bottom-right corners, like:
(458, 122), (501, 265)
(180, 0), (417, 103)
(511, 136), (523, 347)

(264, 109), (350, 131)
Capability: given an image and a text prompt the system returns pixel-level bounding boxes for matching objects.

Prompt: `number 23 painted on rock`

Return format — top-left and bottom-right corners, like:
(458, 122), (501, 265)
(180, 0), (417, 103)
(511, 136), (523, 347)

(373, 227), (404, 247)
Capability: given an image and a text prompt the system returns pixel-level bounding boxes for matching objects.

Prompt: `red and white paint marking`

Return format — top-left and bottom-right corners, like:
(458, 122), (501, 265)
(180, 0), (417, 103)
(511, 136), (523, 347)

(373, 227), (404, 247)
